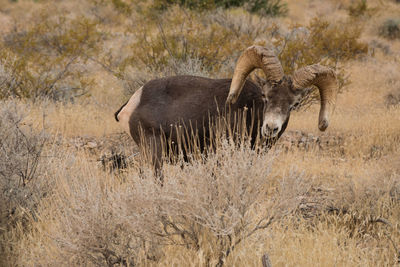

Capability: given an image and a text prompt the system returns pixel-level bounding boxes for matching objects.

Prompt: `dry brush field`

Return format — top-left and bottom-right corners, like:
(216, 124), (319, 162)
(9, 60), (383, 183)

(1, 0), (400, 266)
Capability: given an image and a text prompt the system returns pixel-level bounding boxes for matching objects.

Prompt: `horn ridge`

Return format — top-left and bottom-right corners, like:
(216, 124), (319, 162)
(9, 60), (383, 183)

(292, 64), (338, 131)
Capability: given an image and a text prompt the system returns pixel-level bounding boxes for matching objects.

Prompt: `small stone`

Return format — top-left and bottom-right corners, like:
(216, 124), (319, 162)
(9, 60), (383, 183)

(87, 141), (98, 149)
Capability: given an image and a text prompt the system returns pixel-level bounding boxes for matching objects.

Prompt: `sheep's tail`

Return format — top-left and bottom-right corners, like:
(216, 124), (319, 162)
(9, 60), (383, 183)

(114, 100), (128, 122)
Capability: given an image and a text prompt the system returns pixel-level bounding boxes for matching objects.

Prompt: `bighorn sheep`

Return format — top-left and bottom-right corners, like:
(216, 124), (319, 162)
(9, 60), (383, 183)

(115, 45), (337, 171)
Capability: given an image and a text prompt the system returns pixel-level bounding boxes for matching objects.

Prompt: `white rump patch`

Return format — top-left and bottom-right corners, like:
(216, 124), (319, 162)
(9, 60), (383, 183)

(117, 87), (143, 134)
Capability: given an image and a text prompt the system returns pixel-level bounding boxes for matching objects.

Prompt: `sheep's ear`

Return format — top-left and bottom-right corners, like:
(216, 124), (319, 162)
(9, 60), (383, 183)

(251, 73), (266, 88)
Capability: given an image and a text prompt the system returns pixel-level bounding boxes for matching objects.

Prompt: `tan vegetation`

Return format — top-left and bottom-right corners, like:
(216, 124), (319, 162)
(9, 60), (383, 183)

(1, 0), (400, 266)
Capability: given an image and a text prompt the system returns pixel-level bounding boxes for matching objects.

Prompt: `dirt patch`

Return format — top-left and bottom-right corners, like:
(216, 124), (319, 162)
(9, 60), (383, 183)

(278, 130), (345, 151)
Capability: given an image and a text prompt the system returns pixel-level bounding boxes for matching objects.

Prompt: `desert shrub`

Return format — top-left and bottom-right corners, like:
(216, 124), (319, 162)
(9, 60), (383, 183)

(348, 0), (368, 17)
(276, 18), (368, 76)
(0, 101), (51, 265)
(209, 9), (280, 42)
(11, 138), (400, 266)
(14, 138), (308, 266)
(118, 13), (367, 108)
(347, 0), (378, 18)
(0, 101), (48, 217)
(243, 0), (288, 16)
(152, 0), (215, 10)
(152, 0), (288, 16)
(111, 0), (133, 14)
(321, 174), (400, 259)
(134, 143), (306, 266)
(0, 13), (101, 100)
(274, 17), (369, 107)
(116, 6), (279, 89)
(120, 7), (258, 75)
(379, 19), (400, 40)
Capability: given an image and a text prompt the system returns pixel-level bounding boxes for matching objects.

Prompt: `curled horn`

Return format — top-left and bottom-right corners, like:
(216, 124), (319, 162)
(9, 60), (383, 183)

(292, 64), (338, 131)
(226, 45), (284, 104)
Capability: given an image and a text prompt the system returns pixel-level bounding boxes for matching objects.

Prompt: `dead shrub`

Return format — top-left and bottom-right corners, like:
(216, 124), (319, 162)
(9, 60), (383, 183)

(208, 9), (278, 40)
(12, 127), (311, 266)
(0, 101), (48, 219)
(140, 145), (307, 266)
(0, 100), (50, 265)
(321, 174), (400, 257)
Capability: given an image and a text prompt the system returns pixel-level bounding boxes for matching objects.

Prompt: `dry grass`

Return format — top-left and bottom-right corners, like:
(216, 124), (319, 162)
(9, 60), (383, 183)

(1, 0), (400, 266)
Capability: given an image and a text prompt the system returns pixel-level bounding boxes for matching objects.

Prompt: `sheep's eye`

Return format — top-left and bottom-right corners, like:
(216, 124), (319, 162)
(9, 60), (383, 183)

(261, 93), (268, 101)
(290, 102), (300, 111)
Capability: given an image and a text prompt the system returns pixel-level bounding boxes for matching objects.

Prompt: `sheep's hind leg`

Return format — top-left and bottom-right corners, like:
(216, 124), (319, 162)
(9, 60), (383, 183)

(146, 135), (164, 185)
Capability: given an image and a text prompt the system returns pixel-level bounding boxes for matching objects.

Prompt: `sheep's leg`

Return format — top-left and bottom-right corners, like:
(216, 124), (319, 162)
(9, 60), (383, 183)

(148, 135), (164, 184)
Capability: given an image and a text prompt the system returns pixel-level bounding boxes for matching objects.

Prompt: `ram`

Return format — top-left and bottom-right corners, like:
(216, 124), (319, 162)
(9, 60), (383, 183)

(115, 45), (337, 171)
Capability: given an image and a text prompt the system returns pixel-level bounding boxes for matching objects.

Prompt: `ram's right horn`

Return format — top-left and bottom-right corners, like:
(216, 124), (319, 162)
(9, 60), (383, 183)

(227, 45), (284, 105)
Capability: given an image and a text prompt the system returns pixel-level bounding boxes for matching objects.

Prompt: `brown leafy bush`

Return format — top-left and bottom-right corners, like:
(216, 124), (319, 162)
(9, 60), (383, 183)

(0, 13), (101, 100)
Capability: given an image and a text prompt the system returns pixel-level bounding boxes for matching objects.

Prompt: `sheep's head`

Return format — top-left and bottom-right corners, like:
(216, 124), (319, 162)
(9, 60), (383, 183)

(226, 45), (338, 138)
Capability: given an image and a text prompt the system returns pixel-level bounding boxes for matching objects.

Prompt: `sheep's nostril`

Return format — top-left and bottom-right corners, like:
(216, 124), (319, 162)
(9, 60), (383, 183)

(263, 125), (279, 137)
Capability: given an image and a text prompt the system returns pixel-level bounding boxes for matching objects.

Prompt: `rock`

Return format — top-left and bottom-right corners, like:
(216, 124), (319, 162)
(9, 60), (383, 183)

(87, 141), (98, 149)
